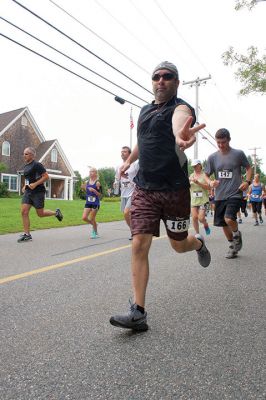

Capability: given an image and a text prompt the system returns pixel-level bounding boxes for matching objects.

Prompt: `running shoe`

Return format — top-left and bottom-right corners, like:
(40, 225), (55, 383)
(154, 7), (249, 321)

(244, 210), (248, 217)
(17, 233), (32, 243)
(259, 216), (263, 224)
(225, 244), (238, 259)
(204, 225), (211, 235)
(110, 300), (148, 331)
(238, 218), (242, 224)
(254, 221), (259, 226)
(91, 230), (99, 239)
(129, 234), (133, 241)
(55, 208), (63, 221)
(233, 231), (242, 252)
(195, 234), (211, 268)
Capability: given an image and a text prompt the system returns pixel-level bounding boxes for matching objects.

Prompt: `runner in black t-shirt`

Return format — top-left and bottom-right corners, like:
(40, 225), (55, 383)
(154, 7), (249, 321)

(17, 147), (63, 242)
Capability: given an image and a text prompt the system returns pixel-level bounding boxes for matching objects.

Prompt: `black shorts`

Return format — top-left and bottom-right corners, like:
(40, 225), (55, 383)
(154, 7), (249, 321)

(251, 201), (262, 214)
(214, 198), (242, 227)
(22, 190), (45, 209)
(85, 204), (100, 210)
(131, 186), (191, 241)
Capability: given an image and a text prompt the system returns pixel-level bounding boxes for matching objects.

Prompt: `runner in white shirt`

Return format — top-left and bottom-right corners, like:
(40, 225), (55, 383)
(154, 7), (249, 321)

(115, 146), (139, 239)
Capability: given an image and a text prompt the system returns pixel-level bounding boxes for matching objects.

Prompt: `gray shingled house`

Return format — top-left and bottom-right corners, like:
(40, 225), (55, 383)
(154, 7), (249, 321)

(0, 107), (75, 200)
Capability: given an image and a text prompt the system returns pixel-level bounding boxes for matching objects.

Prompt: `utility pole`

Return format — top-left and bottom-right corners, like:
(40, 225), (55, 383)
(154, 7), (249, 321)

(249, 147), (261, 175)
(183, 75), (211, 159)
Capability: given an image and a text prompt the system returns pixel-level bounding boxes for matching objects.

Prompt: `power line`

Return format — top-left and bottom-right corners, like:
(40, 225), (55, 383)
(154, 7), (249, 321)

(154, 0), (210, 75)
(48, 0), (151, 75)
(1, 16), (149, 104)
(128, 0), (190, 72)
(93, 0), (159, 62)
(11, 0), (153, 95)
(0, 33), (143, 109)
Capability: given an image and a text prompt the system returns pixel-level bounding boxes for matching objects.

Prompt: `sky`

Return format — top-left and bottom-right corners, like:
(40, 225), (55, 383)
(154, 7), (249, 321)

(0, 0), (265, 178)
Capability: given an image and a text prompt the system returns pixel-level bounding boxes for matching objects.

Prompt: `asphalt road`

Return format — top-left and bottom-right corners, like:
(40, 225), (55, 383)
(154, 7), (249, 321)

(0, 216), (265, 400)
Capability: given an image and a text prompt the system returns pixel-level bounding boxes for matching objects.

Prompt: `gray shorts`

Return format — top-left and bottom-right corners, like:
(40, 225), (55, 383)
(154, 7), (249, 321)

(120, 196), (132, 212)
(22, 190), (45, 209)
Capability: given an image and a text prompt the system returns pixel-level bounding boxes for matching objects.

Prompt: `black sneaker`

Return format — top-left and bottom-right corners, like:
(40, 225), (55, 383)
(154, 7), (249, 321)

(259, 216), (263, 224)
(195, 234), (211, 268)
(17, 233), (32, 243)
(244, 210), (248, 217)
(110, 300), (148, 331)
(55, 208), (63, 221)
(233, 231), (242, 252)
(238, 218), (242, 224)
(254, 220), (259, 226)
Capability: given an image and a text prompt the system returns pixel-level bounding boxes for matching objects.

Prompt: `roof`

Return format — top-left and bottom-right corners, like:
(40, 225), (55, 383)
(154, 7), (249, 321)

(35, 140), (56, 160)
(0, 107), (26, 132)
(0, 106), (46, 142)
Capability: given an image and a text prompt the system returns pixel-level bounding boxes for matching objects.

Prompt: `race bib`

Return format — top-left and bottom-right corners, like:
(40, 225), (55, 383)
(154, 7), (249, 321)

(166, 218), (190, 233)
(218, 170), (233, 179)
(87, 196), (96, 202)
(193, 191), (203, 198)
(122, 181), (129, 188)
(25, 179), (29, 185)
(252, 194), (259, 199)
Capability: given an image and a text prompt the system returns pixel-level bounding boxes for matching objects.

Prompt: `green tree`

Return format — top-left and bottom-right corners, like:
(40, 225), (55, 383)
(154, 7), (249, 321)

(222, 0), (266, 95)
(98, 167), (116, 196)
(73, 170), (84, 199)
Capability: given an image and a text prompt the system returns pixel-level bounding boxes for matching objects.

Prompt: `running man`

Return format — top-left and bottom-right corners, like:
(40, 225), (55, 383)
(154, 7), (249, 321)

(110, 61), (211, 332)
(237, 177), (249, 224)
(114, 146), (139, 239)
(81, 167), (101, 239)
(189, 159), (211, 235)
(18, 147), (63, 242)
(205, 128), (252, 259)
(248, 173), (264, 226)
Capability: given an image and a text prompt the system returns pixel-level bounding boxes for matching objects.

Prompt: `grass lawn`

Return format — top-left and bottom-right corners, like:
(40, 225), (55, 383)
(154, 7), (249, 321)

(0, 197), (123, 235)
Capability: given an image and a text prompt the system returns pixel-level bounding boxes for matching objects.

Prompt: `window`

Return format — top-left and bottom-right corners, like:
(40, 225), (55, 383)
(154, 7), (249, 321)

(1, 174), (18, 191)
(2, 141), (10, 156)
(51, 148), (57, 163)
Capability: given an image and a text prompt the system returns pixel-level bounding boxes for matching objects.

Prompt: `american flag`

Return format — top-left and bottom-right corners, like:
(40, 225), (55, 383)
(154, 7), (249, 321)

(130, 107), (134, 129)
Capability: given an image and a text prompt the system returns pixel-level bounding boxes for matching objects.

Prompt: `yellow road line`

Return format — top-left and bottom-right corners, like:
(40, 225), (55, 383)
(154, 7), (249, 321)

(0, 236), (166, 285)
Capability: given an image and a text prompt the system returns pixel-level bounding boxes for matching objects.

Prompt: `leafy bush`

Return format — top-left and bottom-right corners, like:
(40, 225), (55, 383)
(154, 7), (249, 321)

(0, 182), (8, 198)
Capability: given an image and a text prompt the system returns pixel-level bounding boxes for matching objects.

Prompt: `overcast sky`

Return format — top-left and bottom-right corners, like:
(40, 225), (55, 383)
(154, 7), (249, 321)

(1, 0), (265, 177)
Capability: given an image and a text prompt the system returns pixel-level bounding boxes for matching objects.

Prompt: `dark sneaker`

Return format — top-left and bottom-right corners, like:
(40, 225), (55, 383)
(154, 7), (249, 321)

(225, 244), (238, 259)
(238, 218), (242, 224)
(195, 234), (211, 268)
(110, 300), (148, 331)
(259, 216), (263, 224)
(254, 220), (259, 226)
(233, 231), (242, 252)
(244, 210), (248, 217)
(55, 208), (63, 221)
(17, 233), (32, 243)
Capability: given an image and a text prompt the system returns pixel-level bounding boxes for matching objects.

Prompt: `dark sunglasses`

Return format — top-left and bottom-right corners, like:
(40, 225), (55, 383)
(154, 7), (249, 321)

(152, 73), (175, 82)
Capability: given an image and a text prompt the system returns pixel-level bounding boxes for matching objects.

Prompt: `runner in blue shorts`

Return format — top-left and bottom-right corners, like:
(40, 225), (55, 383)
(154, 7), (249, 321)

(81, 167), (101, 239)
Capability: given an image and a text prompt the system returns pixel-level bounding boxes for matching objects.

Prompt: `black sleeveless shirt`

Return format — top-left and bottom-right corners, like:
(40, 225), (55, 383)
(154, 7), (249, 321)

(134, 96), (196, 191)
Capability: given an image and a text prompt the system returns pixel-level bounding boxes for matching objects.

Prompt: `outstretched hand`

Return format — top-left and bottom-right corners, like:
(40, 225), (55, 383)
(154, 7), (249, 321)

(119, 160), (131, 178)
(176, 116), (206, 151)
